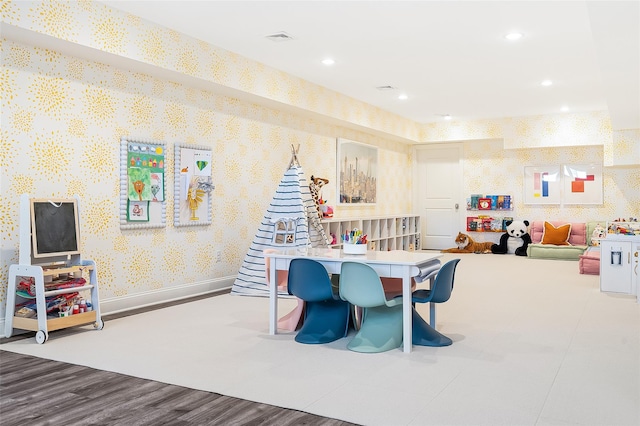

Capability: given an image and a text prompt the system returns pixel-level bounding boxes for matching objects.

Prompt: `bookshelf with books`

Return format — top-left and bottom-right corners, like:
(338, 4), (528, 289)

(466, 193), (514, 237)
(467, 194), (513, 211)
(466, 215), (513, 233)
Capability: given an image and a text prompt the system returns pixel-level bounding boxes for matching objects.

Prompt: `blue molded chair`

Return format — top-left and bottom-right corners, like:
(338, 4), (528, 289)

(287, 259), (350, 344)
(339, 262), (404, 353)
(411, 259), (460, 347)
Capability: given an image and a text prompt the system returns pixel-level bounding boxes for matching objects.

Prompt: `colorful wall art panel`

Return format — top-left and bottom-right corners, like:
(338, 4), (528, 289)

(524, 165), (562, 204)
(562, 164), (603, 204)
(174, 144), (214, 227)
(120, 138), (167, 229)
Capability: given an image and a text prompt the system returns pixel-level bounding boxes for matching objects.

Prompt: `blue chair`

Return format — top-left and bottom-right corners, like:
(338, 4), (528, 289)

(287, 259), (350, 344)
(339, 262), (404, 353)
(411, 259), (460, 347)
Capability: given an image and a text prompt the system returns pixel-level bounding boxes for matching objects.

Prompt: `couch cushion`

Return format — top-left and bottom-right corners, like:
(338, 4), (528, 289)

(541, 221), (572, 245)
(530, 221), (587, 245)
(527, 243), (587, 260)
(579, 247), (600, 275)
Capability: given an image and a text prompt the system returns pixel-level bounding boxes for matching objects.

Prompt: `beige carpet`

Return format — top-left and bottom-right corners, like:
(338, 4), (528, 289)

(2, 253), (639, 426)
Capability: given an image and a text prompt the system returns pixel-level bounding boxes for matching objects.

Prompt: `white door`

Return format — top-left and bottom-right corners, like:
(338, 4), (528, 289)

(414, 144), (462, 250)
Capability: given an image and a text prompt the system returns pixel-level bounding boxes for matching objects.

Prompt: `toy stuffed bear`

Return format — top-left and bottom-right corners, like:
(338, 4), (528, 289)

(491, 220), (531, 256)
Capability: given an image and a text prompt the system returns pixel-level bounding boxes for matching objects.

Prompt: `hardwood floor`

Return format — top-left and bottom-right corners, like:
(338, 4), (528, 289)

(1, 293), (357, 426)
(0, 350), (357, 426)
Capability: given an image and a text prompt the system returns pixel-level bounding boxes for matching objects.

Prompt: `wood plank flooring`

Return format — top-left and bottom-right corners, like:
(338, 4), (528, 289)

(1, 293), (357, 426)
(0, 350), (358, 426)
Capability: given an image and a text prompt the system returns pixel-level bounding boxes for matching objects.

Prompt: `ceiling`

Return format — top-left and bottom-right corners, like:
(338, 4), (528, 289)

(100, 1), (639, 129)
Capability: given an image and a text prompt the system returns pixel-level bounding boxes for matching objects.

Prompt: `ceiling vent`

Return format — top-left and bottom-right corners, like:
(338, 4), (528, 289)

(265, 32), (295, 42)
(376, 85), (397, 91)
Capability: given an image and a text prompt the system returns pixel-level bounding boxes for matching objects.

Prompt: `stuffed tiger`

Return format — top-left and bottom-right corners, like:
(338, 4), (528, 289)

(441, 232), (494, 254)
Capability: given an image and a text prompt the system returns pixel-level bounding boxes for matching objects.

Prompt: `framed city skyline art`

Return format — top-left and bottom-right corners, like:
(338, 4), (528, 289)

(337, 138), (378, 205)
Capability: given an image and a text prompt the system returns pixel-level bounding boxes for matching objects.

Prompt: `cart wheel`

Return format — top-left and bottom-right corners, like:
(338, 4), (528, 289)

(94, 319), (104, 330)
(35, 330), (48, 344)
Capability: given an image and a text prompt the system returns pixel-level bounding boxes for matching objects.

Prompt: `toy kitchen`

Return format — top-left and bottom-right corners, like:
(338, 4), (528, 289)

(600, 234), (640, 303)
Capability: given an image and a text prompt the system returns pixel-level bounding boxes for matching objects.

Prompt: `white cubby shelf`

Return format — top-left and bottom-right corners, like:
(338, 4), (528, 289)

(320, 214), (421, 252)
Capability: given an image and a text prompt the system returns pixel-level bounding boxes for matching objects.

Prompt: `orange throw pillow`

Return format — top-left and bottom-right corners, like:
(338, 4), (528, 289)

(541, 222), (572, 245)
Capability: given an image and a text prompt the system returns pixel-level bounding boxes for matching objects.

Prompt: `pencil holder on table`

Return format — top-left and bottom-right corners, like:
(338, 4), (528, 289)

(343, 243), (367, 255)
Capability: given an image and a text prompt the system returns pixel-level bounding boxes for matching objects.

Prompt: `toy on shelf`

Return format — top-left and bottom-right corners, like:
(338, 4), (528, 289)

(318, 197), (334, 218)
(608, 219), (640, 236)
(309, 175), (329, 220)
(330, 232), (337, 245)
(591, 223), (606, 246)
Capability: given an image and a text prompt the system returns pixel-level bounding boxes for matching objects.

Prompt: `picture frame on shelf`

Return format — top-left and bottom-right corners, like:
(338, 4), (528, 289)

(337, 138), (377, 205)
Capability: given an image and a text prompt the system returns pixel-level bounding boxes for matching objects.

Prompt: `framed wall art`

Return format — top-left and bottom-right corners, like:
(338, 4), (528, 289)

(337, 138), (377, 205)
(523, 165), (562, 205)
(120, 137), (166, 229)
(562, 163), (603, 205)
(174, 143), (214, 226)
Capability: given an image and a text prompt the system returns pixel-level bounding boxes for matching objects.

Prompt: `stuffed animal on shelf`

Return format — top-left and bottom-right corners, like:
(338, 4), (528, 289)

(591, 223), (606, 246)
(442, 232), (494, 253)
(491, 220), (531, 256)
(318, 197), (334, 218)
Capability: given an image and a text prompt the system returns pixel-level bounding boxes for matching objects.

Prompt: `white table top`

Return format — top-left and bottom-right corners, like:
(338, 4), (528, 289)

(263, 248), (442, 266)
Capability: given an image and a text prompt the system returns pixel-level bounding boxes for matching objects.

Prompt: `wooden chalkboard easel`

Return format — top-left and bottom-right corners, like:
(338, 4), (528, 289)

(4, 194), (103, 343)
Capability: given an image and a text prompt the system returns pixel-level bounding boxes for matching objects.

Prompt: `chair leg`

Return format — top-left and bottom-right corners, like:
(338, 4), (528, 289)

(347, 304), (403, 353)
(412, 308), (452, 347)
(430, 302), (436, 327)
(294, 299), (350, 344)
(277, 298), (304, 331)
(351, 305), (363, 331)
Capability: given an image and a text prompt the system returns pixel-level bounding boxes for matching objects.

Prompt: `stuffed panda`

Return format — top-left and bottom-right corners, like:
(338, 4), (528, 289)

(491, 220), (531, 256)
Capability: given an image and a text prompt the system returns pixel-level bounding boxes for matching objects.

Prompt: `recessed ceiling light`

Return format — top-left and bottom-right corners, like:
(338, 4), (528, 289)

(398, 94), (408, 100)
(561, 106), (569, 112)
(505, 32), (523, 41)
(443, 114), (452, 120)
(541, 80), (553, 86)
(321, 58), (335, 66)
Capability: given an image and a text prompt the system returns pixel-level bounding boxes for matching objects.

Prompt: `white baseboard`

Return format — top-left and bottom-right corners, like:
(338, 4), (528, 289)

(1, 276), (235, 339)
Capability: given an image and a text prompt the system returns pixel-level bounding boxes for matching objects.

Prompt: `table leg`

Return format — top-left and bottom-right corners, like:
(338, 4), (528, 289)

(429, 275), (436, 327)
(269, 258), (278, 335)
(402, 267), (412, 353)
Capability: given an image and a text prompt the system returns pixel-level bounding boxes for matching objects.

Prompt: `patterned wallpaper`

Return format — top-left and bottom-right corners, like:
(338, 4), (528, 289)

(1, 1), (639, 318)
(0, 36), (412, 308)
(462, 140), (639, 229)
(423, 111), (639, 166)
(1, 0), (420, 142)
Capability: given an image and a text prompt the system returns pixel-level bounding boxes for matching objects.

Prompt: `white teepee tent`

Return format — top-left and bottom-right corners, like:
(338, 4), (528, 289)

(231, 146), (330, 297)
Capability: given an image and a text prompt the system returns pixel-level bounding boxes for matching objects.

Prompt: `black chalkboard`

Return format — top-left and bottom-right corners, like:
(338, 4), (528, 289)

(30, 199), (80, 258)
